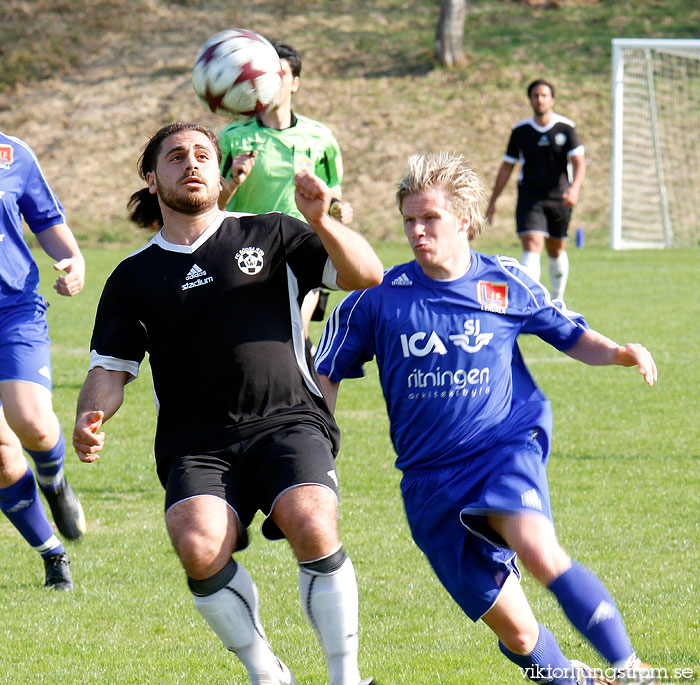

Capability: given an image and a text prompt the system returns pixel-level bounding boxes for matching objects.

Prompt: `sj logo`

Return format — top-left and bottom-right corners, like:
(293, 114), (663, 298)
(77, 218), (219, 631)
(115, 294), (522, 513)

(449, 319), (494, 353)
(0, 145), (13, 165)
(478, 281), (508, 314)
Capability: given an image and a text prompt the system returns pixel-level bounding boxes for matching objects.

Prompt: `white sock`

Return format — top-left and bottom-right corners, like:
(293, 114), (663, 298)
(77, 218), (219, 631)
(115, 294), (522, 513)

(299, 555), (360, 685)
(520, 250), (541, 281)
(548, 251), (569, 301)
(193, 562), (286, 685)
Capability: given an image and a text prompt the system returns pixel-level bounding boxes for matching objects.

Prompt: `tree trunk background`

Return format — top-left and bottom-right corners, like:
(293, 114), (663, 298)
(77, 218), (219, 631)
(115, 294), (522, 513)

(434, 0), (467, 67)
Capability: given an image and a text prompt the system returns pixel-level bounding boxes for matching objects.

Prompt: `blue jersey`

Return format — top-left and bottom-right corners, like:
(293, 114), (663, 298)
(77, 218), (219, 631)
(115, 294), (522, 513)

(315, 252), (588, 472)
(0, 131), (66, 310)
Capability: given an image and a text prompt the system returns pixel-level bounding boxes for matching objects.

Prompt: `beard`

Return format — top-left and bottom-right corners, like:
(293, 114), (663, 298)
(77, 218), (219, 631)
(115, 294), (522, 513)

(158, 180), (219, 215)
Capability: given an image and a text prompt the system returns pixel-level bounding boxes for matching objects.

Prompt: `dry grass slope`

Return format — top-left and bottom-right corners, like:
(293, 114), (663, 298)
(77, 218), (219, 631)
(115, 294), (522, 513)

(2, 0), (699, 246)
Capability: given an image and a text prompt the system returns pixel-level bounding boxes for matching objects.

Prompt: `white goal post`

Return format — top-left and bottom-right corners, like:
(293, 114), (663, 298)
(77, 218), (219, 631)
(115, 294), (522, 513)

(610, 38), (700, 249)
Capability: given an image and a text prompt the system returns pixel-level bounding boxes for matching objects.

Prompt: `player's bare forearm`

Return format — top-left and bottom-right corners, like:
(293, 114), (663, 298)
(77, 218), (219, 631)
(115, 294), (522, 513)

(74, 367), (129, 462)
(295, 170), (383, 290)
(486, 162), (515, 221)
(36, 223), (85, 296)
(36, 223), (81, 262)
(570, 154), (586, 188)
(563, 155), (586, 207)
(319, 375), (340, 413)
(564, 330), (657, 386)
(314, 214), (383, 290)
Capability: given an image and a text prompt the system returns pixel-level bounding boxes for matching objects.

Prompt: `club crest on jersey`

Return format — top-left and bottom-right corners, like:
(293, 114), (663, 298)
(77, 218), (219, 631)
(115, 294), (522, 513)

(235, 246), (265, 275)
(554, 132), (567, 146)
(477, 281), (508, 314)
(0, 144), (13, 167)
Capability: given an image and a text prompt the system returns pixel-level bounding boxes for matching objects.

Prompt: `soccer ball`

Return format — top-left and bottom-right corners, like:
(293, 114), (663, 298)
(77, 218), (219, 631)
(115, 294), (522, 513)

(192, 29), (283, 118)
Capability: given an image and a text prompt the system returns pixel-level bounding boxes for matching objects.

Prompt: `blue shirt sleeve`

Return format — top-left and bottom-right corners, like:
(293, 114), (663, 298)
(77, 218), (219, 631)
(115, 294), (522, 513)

(496, 256), (588, 350)
(18, 150), (65, 234)
(519, 280), (588, 350)
(314, 289), (375, 381)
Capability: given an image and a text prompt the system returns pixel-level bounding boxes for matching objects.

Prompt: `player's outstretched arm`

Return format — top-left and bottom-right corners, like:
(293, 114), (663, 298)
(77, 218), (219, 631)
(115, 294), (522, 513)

(73, 367), (130, 462)
(294, 169), (383, 291)
(564, 329), (657, 386)
(35, 223), (85, 297)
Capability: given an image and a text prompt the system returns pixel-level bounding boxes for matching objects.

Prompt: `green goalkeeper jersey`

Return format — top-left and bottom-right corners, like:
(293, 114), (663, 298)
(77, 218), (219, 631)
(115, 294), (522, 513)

(218, 113), (344, 220)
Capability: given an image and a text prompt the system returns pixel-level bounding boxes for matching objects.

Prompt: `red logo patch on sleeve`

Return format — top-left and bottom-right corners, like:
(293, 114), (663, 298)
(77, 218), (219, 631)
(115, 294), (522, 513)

(477, 280), (508, 313)
(0, 145), (14, 165)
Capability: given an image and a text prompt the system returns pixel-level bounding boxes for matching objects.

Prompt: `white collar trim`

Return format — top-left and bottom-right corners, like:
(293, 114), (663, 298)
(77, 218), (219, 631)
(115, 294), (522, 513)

(154, 210), (227, 253)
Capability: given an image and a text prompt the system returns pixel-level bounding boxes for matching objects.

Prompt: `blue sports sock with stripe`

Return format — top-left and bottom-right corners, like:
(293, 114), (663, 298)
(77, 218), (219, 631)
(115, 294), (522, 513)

(548, 561), (634, 665)
(499, 623), (578, 683)
(25, 431), (65, 493)
(0, 467), (65, 557)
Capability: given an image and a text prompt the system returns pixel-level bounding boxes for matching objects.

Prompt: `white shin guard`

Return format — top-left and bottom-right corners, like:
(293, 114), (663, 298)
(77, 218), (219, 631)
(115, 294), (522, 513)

(193, 562), (285, 685)
(299, 556), (361, 685)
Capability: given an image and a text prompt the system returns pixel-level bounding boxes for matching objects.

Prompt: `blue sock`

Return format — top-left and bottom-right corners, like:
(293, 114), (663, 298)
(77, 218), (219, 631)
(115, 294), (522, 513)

(499, 623), (577, 683)
(0, 467), (65, 557)
(26, 431), (65, 493)
(548, 562), (634, 664)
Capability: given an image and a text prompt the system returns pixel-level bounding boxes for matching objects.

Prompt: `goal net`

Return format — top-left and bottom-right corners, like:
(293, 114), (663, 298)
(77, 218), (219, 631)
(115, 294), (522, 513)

(610, 38), (700, 249)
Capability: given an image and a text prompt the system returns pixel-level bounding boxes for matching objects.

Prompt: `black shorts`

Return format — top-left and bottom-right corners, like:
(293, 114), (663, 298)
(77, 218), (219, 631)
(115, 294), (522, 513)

(164, 422), (339, 549)
(516, 194), (572, 239)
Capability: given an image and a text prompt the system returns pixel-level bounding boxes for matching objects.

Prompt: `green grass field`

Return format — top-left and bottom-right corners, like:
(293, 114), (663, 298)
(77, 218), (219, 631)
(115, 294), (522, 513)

(0, 241), (697, 684)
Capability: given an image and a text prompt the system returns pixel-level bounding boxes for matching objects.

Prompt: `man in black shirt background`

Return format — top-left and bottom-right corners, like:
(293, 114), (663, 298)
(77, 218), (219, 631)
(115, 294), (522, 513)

(486, 79), (586, 302)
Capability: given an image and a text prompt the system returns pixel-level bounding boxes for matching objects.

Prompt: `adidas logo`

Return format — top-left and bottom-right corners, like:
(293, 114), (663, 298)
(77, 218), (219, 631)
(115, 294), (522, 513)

(587, 601), (617, 628)
(521, 488), (543, 511)
(391, 272), (413, 287)
(186, 264), (207, 281)
(537, 134), (551, 147)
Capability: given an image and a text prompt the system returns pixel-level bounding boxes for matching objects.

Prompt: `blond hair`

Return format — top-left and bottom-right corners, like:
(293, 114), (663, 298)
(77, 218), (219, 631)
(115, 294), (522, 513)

(396, 152), (487, 240)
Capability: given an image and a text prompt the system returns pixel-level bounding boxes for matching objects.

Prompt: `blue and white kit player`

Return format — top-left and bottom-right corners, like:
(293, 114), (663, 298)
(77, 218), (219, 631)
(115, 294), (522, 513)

(316, 152), (660, 684)
(0, 131), (86, 590)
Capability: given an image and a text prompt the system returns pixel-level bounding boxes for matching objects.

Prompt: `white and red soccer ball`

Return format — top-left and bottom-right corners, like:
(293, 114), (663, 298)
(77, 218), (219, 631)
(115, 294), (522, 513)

(192, 29), (283, 118)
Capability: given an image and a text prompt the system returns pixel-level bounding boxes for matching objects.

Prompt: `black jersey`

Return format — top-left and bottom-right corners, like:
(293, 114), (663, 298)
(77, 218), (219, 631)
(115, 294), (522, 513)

(504, 114), (583, 201)
(90, 211), (340, 480)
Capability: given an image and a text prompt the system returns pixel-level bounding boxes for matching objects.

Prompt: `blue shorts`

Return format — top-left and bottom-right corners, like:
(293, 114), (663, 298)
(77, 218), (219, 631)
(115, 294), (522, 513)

(400, 430), (552, 621)
(0, 302), (53, 401)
